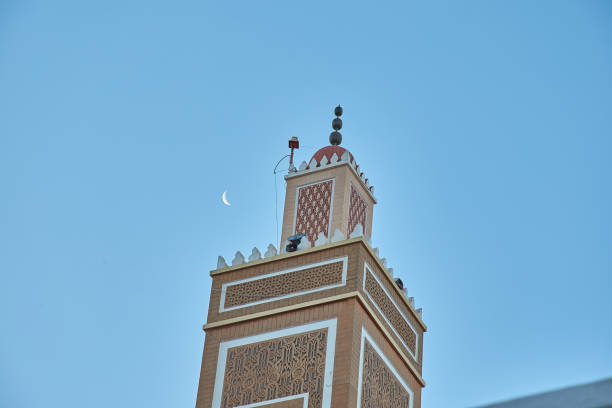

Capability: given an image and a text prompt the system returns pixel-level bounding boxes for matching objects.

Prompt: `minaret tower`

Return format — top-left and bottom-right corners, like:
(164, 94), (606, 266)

(195, 107), (427, 408)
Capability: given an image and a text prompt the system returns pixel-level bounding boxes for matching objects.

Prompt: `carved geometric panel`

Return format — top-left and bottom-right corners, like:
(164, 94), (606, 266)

(347, 184), (367, 236)
(294, 180), (334, 246)
(363, 265), (418, 360)
(360, 342), (411, 408)
(211, 319), (337, 408)
(220, 257), (347, 312)
(358, 328), (413, 408)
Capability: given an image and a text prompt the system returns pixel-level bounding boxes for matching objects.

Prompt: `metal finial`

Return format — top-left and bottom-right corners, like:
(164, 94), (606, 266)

(329, 105), (343, 145)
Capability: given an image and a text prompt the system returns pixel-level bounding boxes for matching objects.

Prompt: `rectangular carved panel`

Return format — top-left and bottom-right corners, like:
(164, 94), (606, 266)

(363, 266), (418, 359)
(220, 258), (347, 312)
(358, 328), (413, 408)
(361, 341), (412, 408)
(348, 184), (367, 236)
(294, 179), (334, 246)
(211, 319), (337, 408)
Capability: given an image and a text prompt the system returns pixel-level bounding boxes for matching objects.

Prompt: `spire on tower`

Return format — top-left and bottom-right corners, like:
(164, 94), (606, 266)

(329, 105), (343, 145)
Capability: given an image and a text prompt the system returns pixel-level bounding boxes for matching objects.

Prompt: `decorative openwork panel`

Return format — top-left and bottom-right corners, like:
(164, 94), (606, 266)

(294, 180), (334, 246)
(220, 258), (347, 312)
(211, 319), (337, 408)
(221, 329), (326, 407)
(360, 341), (412, 408)
(363, 266), (418, 359)
(347, 184), (367, 236)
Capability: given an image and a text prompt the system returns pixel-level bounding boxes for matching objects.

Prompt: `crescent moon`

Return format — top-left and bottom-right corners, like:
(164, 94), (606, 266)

(222, 191), (231, 206)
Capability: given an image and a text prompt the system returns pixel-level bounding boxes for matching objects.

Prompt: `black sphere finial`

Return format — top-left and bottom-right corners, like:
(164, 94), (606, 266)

(329, 105), (343, 145)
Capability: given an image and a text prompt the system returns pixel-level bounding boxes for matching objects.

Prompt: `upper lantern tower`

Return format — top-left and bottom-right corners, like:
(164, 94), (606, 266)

(280, 106), (377, 248)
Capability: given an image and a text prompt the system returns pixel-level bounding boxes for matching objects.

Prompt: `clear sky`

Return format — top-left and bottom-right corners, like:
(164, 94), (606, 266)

(1, 1), (610, 407)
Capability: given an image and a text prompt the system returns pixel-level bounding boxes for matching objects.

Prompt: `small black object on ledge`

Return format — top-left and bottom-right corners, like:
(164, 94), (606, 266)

(286, 233), (307, 252)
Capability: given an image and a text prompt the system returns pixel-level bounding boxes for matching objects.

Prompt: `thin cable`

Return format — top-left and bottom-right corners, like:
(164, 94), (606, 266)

(274, 173), (278, 248)
(273, 154), (290, 249)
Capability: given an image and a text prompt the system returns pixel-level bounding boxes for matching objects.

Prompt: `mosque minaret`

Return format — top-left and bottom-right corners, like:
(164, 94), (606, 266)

(195, 106), (427, 408)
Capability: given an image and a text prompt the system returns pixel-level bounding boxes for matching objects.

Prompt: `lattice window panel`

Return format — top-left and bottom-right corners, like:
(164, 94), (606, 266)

(223, 260), (344, 310)
(361, 341), (412, 408)
(348, 184), (367, 236)
(221, 329), (328, 408)
(294, 180), (333, 246)
(364, 270), (417, 356)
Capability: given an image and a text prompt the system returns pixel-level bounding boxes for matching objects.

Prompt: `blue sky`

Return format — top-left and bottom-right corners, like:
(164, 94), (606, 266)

(1, 1), (610, 407)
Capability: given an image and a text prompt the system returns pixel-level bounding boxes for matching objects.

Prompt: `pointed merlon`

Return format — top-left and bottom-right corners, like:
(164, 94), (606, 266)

(387, 268), (394, 277)
(331, 229), (345, 243)
(349, 223), (364, 238)
(416, 308), (423, 317)
(308, 158), (317, 169)
(380, 258), (387, 267)
(314, 233), (329, 246)
(298, 238), (312, 250)
(298, 161), (308, 171)
(280, 240), (289, 254)
(373, 248), (380, 257)
(264, 244), (277, 257)
(341, 151), (350, 162)
(408, 296), (415, 307)
(248, 247), (261, 262)
(231, 251), (245, 266)
(217, 256), (228, 269)
(330, 152), (339, 163)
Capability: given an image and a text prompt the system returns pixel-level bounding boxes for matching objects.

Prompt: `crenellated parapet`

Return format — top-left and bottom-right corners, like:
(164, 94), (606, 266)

(287, 147), (376, 202)
(213, 231), (423, 321)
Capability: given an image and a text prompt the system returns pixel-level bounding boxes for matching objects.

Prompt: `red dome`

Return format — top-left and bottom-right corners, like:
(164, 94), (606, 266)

(309, 145), (354, 168)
